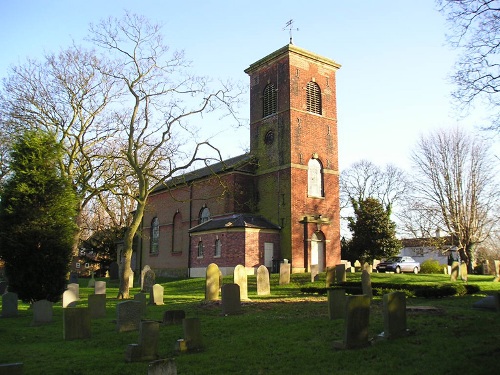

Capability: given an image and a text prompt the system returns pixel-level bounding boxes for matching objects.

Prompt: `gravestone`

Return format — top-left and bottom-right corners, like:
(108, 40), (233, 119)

(109, 262), (119, 280)
(494, 260), (500, 281)
(382, 292), (408, 339)
(148, 358), (177, 375)
(87, 271), (95, 288)
(1, 292), (18, 318)
(205, 263), (220, 301)
(363, 262), (372, 274)
(162, 310), (186, 325)
(256, 265), (270, 296)
(0, 281), (7, 295)
(221, 283), (241, 315)
(95, 281), (106, 295)
(311, 264), (319, 282)
(141, 265), (152, 290)
(63, 307), (91, 340)
(279, 262), (291, 285)
(182, 317), (203, 351)
(460, 263), (468, 282)
(334, 295), (371, 350)
(450, 261), (459, 281)
(150, 284), (164, 305)
(354, 260), (361, 271)
(32, 299), (53, 325)
(128, 269), (135, 288)
(62, 289), (78, 308)
(0, 363), (23, 374)
(372, 259), (381, 272)
(328, 289), (346, 320)
(325, 267), (336, 287)
(335, 264), (346, 283)
(88, 294), (106, 318)
(233, 264), (248, 300)
(67, 283), (79, 300)
(361, 270), (373, 298)
(116, 300), (142, 332)
(125, 320), (160, 362)
(143, 269), (156, 294)
(134, 292), (147, 316)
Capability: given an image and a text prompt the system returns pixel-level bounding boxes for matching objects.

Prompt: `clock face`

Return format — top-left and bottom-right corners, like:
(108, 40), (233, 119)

(264, 130), (275, 145)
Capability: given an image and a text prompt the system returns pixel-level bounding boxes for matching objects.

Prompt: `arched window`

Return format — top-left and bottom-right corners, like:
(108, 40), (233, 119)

(172, 212), (183, 253)
(214, 238), (222, 257)
(263, 83), (277, 117)
(306, 81), (321, 115)
(308, 158), (324, 197)
(197, 240), (204, 258)
(150, 217), (159, 254)
(199, 207), (211, 224)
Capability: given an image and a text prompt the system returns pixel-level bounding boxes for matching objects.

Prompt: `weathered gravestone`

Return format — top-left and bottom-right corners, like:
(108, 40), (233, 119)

(333, 295), (371, 350)
(62, 289), (78, 308)
(141, 265), (152, 290)
(67, 283), (79, 300)
(0, 362), (23, 375)
(382, 292), (408, 339)
(32, 299), (53, 325)
(221, 283), (241, 315)
(134, 292), (147, 316)
(143, 269), (156, 294)
(335, 264), (346, 283)
(363, 262), (372, 274)
(354, 260), (362, 271)
(372, 259), (381, 272)
(233, 264), (248, 300)
(311, 264), (319, 282)
(328, 289), (346, 320)
(182, 317), (203, 351)
(0, 281), (7, 295)
(162, 310), (186, 325)
(279, 262), (291, 285)
(257, 265), (270, 296)
(109, 262), (119, 280)
(460, 262), (468, 282)
(116, 300), (142, 332)
(148, 358), (177, 375)
(88, 294), (106, 319)
(87, 271), (95, 288)
(1, 292), (18, 318)
(95, 281), (106, 295)
(125, 320), (160, 362)
(128, 269), (135, 288)
(63, 307), (91, 340)
(205, 263), (220, 301)
(325, 267), (336, 287)
(361, 270), (373, 298)
(150, 284), (164, 305)
(450, 261), (459, 281)
(494, 260), (500, 282)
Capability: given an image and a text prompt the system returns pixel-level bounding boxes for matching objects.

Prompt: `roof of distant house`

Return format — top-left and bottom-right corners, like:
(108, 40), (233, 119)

(189, 213), (281, 233)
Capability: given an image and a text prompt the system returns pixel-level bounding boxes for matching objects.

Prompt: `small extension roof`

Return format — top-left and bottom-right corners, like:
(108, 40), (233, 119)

(189, 213), (281, 233)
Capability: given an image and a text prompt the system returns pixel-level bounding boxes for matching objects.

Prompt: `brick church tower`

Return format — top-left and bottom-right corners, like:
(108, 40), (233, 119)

(245, 44), (341, 273)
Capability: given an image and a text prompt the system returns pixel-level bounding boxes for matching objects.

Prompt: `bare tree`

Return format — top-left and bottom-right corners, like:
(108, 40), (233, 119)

(89, 13), (242, 298)
(411, 126), (500, 270)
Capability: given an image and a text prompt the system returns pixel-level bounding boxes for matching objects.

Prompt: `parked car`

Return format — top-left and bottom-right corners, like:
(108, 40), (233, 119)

(376, 256), (420, 274)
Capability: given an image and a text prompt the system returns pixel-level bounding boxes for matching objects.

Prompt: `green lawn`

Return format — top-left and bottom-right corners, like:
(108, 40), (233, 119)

(0, 272), (499, 374)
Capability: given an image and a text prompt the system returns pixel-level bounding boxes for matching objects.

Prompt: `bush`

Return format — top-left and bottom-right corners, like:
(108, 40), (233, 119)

(420, 258), (444, 274)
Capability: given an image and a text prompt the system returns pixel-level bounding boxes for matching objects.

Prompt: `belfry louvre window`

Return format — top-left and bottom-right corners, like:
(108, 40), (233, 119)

(263, 84), (277, 117)
(306, 81), (321, 114)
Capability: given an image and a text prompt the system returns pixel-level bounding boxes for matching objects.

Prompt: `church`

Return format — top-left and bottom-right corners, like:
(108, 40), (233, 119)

(137, 43), (342, 277)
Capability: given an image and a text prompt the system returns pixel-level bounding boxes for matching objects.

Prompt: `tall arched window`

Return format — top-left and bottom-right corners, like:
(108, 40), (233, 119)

(263, 83), (277, 117)
(150, 217), (159, 254)
(172, 212), (183, 253)
(199, 207), (211, 224)
(308, 158), (324, 197)
(214, 238), (222, 257)
(197, 240), (204, 258)
(306, 81), (321, 115)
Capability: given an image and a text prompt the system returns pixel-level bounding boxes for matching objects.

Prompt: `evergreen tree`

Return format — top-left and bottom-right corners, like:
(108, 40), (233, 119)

(0, 130), (78, 303)
(347, 197), (401, 262)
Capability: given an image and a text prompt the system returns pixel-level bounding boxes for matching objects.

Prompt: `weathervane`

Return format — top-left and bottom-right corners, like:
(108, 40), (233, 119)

(283, 19), (299, 44)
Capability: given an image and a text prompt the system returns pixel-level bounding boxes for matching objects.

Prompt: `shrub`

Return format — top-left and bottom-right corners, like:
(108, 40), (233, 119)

(420, 258), (444, 274)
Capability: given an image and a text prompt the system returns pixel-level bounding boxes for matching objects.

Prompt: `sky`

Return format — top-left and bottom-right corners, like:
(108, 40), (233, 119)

(0, 0), (495, 172)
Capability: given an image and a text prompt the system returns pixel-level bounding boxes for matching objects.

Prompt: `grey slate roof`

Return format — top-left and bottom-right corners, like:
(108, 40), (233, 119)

(189, 213), (281, 233)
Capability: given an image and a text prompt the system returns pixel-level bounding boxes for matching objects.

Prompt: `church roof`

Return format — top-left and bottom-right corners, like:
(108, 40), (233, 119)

(189, 213), (281, 233)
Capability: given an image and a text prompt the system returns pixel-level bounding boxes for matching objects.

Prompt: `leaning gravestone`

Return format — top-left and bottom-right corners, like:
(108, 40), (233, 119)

(125, 320), (160, 362)
(162, 310), (186, 325)
(141, 265), (152, 290)
(95, 281), (106, 295)
(143, 269), (156, 294)
(333, 295), (371, 349)
(116, 300), (142, 332)
(450, 261), (459, 281)
(67, 283), (79, 300)
(279, 262), (291, 285)
(311, 264), (319, 282)
(335, 264), (346, 283)
(32, 299), (53, 325)
(221, 283), (241, 315)
(1, 292), (18, 318)
(182, 317), (203, 351)
(63, 307), (91, 340)
(325, 267), (336, 287)
(205, 263), (220, 301)
(328, 289), (346, 320)
(88, 294), (106, 318)
(150, 284), (164, 305)
(148, 358), (177, 375)
(257, 265), (270, 296)
(382, 292), (408, 339)
(233, 265), (248, 300)
(361, 270), (373, 298)
(62, 289), (78, 308)
(109, 262), (119, 280)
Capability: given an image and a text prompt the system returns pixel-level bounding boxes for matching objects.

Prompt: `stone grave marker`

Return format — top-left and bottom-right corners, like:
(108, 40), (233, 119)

(95, 280), (106, 295)
(116, 300), (142, 332)
(334, 295), (371, 350)
(450, 261), (459, 281)
(311, 264), (319, 282)
(150, 284), (164, 305)
(63, 307), (91, 340)
(125, 320), (160, 362)
(233, 264), (248, 300)
(279, 262), (291, 285)
(256, 265), (270, 296)
(494, 260), (500, 281)
(221, 283), (241, 315)
(32, 299), (53, 325)
(143, 269), (156, 294)
(88, 293), (106, 318)
(162, 310), (186, 325)
(128, 269), (135, 288)
(382, 291), (408, 339)
(0, 281), (8, 295)
(328, 289), (346, 320)
(62, 289), (78, 308)
(67, 283), (79, 300)
(141, 265), (152, 290)
(87, 271), (95, 288)
(148, 358), (177, 375)
(373, 259), (381, 272)
(325, 267), (336, 287)
(335, 264), (346, 283)
(0, 363), (23, 374)
(354, 260), (362, 271)
(182, 317), (203, 351)
(134, 292), (147, 316)
(109, 261), (119, 280)
(361, 270), (373, 298)
(205, 263), (220, 301)
(1, 292), (18, 318)
(460, 263), (468, 282)
(363, 262), (372, 274)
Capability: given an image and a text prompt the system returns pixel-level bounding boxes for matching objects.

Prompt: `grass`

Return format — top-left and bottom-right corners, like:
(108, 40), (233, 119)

(0, 272), (499, 374)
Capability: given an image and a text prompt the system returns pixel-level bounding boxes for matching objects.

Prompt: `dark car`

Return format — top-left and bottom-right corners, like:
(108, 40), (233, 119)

(376, 256), (420, 274)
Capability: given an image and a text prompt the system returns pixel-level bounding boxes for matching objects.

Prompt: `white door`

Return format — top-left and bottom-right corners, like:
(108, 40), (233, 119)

(264, 242), (274, 268)
(311, 232), (325, 271)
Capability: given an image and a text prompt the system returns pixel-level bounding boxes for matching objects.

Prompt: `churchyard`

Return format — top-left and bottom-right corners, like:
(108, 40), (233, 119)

(0, 270), (499, 374)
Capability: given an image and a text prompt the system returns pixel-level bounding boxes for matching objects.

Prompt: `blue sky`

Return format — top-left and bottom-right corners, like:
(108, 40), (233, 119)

(1, 0), (492, 171)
